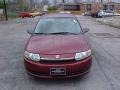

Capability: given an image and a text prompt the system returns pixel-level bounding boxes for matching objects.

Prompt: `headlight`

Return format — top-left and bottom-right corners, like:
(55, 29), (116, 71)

(24, 51), (40, 61)
(75, 49), (91, 61)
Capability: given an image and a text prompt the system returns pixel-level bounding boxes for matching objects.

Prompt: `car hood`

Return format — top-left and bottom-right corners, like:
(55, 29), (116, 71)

(26, 35), (90, 55)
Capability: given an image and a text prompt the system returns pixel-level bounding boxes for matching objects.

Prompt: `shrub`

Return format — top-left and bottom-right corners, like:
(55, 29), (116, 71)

(0, 1), (4, 9)
(47, 6), (57, 11)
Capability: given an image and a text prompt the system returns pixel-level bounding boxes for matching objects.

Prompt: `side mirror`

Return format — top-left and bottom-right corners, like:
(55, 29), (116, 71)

(82, 28), (89, 34)
(27, 29), (33, 34)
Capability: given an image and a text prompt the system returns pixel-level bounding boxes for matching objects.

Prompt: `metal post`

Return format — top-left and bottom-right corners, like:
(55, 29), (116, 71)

(3, 0), (8, 21)
(63, 0), (66, 10)
(101, 0), (103, 10)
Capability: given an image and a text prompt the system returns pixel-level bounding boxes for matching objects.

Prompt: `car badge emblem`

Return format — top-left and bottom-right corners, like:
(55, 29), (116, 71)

(56, 55), (60, 58)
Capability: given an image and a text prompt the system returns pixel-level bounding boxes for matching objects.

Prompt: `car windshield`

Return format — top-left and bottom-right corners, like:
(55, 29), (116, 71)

(104, 10), (113, 13)
(34, 18), (81, 35)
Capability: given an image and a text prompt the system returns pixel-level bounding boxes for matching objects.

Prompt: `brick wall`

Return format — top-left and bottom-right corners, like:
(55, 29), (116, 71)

(59, 2), (120, 12)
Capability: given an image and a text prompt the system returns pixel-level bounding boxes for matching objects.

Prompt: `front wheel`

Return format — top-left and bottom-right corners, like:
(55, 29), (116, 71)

(31, 16), (35, 18)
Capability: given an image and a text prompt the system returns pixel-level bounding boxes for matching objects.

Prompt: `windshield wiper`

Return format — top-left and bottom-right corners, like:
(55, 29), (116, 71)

(50, 32), (78, 35)
(34, 33), (51, 35)
(34, 32), (78, 35)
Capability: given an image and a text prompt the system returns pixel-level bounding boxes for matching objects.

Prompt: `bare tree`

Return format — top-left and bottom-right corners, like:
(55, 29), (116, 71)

(16, 0), (26, 10)
(30, 0), (34, 9)
(73, 0), (82, 3)
(53, 0), (57, 5)
(41, 0), (49, 5)
(62, 0), (66, 3)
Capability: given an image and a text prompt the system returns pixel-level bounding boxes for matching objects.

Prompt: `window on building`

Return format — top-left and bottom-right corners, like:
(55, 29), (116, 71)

(87, 4), (92, 11)
(64, 5), (80, 11)
(109, 5), (114, 11)
(103, 5), (108, 10)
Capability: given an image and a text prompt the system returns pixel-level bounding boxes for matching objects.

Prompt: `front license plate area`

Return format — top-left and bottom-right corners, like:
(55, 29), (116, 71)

(50, 68), (66, 76)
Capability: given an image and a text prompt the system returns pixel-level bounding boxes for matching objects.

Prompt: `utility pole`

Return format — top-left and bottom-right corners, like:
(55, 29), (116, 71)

(3, 0), (8, 21)
(54, 0), (57, 6)
(101, 0), (103, 10)
(30, 0), (33, 10)
(62, 0), (65, 11)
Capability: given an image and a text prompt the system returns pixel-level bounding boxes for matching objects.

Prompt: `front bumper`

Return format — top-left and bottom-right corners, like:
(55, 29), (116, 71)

(24, 56), (92, 78)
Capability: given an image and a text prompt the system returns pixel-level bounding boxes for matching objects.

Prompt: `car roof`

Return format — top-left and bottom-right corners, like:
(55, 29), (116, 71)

(40, 13), (76, 18)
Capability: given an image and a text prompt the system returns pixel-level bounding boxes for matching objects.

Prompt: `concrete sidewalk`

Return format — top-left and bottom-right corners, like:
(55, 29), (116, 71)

(96, 16), (120, 29)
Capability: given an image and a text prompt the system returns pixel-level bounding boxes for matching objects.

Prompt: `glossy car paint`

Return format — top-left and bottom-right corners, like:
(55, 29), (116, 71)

(24, 56), (92, 78)
(19, 12), (32, 18)
(24, 14), (92, 78)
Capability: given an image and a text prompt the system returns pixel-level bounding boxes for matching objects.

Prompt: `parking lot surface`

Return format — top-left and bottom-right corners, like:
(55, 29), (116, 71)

(0, 16), (120, 90)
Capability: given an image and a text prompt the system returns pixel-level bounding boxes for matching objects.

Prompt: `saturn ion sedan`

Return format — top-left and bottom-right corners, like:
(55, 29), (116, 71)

(24, 13), (92, 78)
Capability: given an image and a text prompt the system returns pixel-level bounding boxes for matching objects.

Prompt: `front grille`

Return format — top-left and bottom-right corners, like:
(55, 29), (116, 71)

(40, 57), (76, 64)
(40, 57), (74, 61)
(28, 69), (89, 78)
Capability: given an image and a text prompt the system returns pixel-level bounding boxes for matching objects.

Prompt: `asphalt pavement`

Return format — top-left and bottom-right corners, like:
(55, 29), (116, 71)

(0, 16), (120, 90)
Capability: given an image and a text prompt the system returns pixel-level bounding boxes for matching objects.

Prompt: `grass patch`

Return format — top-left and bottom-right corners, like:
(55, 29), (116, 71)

(47, 10), (59, 14)
(0, 14), (5, 21)
(7, 12), (18, 18)
(0, 12), (19, 21)
(70, 11), (82, 15)
(47, 10), (83, 15)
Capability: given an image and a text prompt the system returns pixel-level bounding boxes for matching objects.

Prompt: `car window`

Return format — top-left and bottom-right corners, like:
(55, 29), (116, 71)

(34, 18), (81, 35)
(104, 11), (113, 13)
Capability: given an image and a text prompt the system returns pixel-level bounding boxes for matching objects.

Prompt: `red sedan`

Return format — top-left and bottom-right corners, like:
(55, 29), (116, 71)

(24, 13), (92, 78)
(19, 12), (33, 18)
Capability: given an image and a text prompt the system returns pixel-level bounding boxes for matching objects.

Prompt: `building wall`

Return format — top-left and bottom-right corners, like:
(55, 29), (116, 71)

(64, 5), (80, 11)
(80, 4), (86, 12)
(80, 3), (100, 12)
(114, 3), (120, 12)
(91, 3), (100, 12)
(60, 2), (120, 12)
